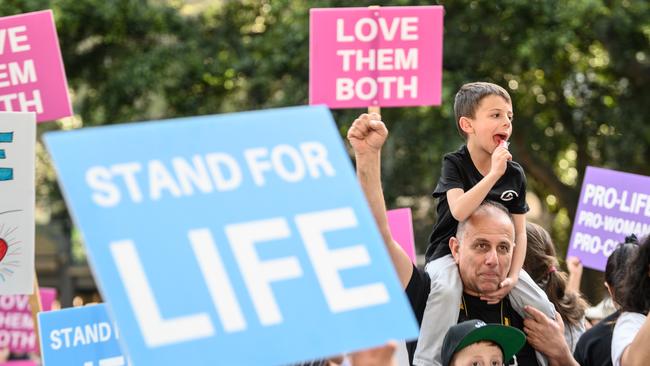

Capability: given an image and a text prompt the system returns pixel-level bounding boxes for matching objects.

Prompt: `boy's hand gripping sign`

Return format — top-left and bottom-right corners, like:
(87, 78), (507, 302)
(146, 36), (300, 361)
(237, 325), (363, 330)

(44, 106), (418, 366)
(309, 6), (444, 109)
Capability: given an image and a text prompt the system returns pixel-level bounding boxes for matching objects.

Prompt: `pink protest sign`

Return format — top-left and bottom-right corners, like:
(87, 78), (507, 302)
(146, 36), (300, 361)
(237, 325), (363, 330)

(38, 287), (56, 312)
(0, 288), (57, 352)
(310, 6), (443, 109)
(387, 208), (416, 263)
(0, 361), (37, 366)
(0, 10), (72, 122)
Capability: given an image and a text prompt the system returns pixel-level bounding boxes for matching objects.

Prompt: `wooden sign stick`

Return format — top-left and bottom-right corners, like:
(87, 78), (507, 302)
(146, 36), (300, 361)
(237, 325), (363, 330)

(28, 271), (43, 355)
(368, 6), (381, 117)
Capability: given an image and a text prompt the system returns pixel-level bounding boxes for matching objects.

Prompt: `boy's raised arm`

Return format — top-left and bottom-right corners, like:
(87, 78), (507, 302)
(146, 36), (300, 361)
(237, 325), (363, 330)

(348, 113), (413, 288)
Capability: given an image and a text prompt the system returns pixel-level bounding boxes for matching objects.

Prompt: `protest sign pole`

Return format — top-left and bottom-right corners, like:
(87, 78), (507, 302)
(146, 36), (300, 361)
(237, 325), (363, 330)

(29, 272), (43, 354)
(368, 5), (381, 117)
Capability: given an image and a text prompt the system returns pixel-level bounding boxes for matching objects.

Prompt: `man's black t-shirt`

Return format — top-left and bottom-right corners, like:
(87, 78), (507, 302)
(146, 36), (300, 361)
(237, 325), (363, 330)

(425, 145), (529, 262)
(458, 293), (539, 366)
(405, 265), (540, 366)
(573, 311), (619, 366)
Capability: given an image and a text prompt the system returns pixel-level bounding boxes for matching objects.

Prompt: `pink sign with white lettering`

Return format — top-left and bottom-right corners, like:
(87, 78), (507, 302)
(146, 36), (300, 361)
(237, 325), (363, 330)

(387, 208), (416, 263)
(0, 288), (57, 352)
(0, 10), (72, 122)
(310, 6), (443, 109)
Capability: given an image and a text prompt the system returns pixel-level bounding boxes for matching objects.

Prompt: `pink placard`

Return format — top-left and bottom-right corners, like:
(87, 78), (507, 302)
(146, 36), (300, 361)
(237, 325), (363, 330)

(38, 288), (56, 312)
(387, 208), (416, 263)
(0, 361), (37, 366)
(0, 10), (72, 122)
(0, 288), (57, 352)
(310, 6), (443, 109)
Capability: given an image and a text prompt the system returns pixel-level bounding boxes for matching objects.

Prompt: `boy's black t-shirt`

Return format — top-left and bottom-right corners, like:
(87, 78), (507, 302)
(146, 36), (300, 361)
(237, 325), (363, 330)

(425, 145), (529, 262)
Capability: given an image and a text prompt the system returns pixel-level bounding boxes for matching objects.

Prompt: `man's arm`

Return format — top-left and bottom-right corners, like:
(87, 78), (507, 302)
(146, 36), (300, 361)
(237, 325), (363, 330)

(347, 113), (413, 288)
(524, 306), (579, 366)
(445, 145), (511, 221)
(620, 315), (650, 366)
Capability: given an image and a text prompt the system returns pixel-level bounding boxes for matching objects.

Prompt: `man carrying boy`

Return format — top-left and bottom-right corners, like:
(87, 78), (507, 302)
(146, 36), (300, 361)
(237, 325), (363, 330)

(347, 111), (569, 366)
(413, 82), (555, 366)
(348, 81), (556, 366)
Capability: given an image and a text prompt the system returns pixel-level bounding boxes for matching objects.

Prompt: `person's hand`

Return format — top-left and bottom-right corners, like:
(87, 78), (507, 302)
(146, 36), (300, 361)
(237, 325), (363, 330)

(524, 306), (577, 366)
(349, 341), (397, 366)
(566, 256), (583, 277)
(347, 113), (388, 156)
(488, 143), (512, 178)
(481, 276), (517, 304)
(565, 256), (583, 294)
(524, 306), (565, 352)
(0, 347), (9, 362)
(327, 355), (344, 365)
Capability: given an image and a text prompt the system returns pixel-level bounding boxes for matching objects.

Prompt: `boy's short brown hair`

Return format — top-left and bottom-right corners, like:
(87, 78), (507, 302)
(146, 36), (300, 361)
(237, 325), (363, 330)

(454, 82), (511, 138)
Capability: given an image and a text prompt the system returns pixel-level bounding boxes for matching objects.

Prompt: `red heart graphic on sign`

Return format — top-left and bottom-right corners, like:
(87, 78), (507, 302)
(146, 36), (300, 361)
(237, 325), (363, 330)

(0, 238), (7, 262)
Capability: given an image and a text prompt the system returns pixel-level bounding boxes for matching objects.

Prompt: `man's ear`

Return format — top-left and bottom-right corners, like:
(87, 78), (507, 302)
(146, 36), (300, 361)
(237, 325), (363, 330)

(459, 116), (474, 135)
(450, 237), (461, 263)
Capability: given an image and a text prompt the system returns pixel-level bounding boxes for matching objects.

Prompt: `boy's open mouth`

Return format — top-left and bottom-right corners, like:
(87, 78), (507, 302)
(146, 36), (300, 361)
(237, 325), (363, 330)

(493, 134), (508, 146)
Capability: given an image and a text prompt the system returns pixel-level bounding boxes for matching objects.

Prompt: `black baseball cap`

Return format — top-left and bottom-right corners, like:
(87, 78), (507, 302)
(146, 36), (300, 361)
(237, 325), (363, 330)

(441, 319), (526, 366)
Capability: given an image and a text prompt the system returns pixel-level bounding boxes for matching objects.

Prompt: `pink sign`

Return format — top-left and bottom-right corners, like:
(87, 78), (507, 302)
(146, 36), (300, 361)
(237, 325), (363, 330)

(0, 10), (72, 122)
(310, 6), (443, 109)
(0, 288), (57, 352)
(0, 361), (37, 366)
(387, 208), (416, 263)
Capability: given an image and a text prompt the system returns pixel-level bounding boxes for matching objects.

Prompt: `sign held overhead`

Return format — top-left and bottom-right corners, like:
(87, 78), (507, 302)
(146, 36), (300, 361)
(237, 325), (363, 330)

(310, 6), (444, 109)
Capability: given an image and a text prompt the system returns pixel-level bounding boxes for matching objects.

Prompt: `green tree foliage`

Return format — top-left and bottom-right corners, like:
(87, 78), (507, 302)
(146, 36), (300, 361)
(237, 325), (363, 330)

(3, 1), (649, 293)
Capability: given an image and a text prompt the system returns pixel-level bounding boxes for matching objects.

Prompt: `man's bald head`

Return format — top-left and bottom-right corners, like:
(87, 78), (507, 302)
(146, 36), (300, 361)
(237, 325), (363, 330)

(456, 201), (514, 240)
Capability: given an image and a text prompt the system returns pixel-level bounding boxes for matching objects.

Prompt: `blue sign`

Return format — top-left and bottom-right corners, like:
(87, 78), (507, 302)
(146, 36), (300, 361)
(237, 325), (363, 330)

(0, 131), (13, 180)
(44, 106), (418, 366)
(38, 304), (125, 366)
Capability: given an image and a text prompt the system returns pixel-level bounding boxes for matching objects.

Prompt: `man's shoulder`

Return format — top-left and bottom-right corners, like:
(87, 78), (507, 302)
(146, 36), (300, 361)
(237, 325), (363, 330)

(405, 264), (431, 322)
(406, 264), (431, 297)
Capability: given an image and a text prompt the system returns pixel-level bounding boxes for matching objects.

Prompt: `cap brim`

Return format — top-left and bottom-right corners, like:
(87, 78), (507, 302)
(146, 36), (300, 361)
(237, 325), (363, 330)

(456, 324), (526, 364)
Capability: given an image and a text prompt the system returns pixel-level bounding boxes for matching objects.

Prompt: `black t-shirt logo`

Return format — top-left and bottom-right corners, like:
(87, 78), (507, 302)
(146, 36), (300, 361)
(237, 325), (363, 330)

(500, 190), (519, 201)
